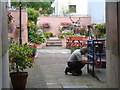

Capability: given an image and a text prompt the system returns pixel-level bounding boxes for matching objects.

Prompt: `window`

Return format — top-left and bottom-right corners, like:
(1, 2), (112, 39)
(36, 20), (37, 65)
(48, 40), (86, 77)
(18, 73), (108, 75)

(69, 5), (76, 13)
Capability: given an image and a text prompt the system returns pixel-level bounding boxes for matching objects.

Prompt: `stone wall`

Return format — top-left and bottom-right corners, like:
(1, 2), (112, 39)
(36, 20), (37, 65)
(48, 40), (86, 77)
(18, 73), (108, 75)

(106, 1), (120, 88)
(8, 10), (28, 44)
(37, 16), (91, 35)
(0, 1), (2, 89)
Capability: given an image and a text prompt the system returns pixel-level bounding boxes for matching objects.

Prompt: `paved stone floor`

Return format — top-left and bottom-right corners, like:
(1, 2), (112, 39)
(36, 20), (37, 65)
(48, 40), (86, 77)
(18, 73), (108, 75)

(27, 47), (107, 88)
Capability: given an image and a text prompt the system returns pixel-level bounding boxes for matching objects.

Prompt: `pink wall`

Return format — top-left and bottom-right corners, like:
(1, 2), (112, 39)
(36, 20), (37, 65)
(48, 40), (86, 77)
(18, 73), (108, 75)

(8, 10), (28, 44)
(37, 16), (91, 35)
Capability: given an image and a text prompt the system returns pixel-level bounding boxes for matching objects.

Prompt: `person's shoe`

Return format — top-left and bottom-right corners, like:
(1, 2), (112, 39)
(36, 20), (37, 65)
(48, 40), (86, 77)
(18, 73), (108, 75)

(65, 67), (70, 75)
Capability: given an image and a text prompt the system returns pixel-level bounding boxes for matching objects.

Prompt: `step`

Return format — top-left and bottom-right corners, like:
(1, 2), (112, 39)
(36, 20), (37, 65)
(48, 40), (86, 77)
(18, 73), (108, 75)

(46, 37), (62, 47)
(46, 45), (62, 47)
(46, 43), (62, 46)
(47, 37), (61, 41)
(46, 41), (62, 43)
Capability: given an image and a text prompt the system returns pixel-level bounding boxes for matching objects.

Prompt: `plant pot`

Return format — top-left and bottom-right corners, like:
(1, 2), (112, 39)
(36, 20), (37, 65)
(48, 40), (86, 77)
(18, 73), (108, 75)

(10, 72), (28, 88)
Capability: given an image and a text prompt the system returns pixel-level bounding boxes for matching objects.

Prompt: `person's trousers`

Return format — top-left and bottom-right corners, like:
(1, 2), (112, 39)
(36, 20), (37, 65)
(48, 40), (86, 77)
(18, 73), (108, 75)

(68, 61), (85, 74)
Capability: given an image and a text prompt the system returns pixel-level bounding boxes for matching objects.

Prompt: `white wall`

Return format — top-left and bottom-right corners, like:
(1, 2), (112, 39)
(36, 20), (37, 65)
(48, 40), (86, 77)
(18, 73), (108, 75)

(0, 1), (2, 89)
(52, 0), (105, 23)
(52, 0), (88, 16)
(69, 0), (88, 16)
(88, 0), (105, 23)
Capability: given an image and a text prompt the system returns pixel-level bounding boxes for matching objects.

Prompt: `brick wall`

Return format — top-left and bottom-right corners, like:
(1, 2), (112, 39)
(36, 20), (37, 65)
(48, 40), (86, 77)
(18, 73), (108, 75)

(8, 10), (28, 44)
(37, 16), (91, 35)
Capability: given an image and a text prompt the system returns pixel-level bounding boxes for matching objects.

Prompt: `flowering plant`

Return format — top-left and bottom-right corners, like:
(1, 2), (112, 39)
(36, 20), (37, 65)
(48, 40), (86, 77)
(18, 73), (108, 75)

(61, 30), (74, 35)
(25, 43), (37, 57)
(9, 42), (33, 73)
(93, 23), (106, 34)
(42, 22), (50, 28)
(92, 23), (106, 38)
(60, 22), (72, 28)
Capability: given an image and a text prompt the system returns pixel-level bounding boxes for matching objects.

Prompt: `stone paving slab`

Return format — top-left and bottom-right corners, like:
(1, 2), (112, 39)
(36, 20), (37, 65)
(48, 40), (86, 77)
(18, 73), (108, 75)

(27, 47), (107, 88)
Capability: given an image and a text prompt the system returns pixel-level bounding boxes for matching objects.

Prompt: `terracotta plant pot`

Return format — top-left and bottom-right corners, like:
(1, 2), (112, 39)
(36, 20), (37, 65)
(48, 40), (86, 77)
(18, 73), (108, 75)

(10, 72), (28, 88)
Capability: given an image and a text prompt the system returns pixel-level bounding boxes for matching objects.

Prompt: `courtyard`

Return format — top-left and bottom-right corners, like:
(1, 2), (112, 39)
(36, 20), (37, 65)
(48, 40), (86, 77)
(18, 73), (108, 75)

(1, 0), (120, 89)
(26, 46), (107, 88)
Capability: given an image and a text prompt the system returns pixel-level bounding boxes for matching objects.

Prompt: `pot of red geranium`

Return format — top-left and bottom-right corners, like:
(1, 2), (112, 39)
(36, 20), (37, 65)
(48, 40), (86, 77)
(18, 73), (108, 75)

(9, 42), (33, 88)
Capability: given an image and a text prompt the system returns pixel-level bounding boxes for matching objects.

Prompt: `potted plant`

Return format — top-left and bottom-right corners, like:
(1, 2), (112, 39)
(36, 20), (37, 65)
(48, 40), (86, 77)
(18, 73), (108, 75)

(60, 22), (72, 28)
(42, 22), (50, 28)
(92, 23), (106, 38)
(9, 42), (33, 88)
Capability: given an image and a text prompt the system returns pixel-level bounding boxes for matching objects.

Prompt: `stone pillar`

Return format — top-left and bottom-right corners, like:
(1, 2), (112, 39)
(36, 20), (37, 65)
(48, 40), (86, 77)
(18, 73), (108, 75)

(106, 1), (120, 88)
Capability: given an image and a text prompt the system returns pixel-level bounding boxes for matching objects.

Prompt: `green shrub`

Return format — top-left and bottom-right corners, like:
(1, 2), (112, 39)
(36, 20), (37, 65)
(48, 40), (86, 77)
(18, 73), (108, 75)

(28, 33), (46, 44)
(27, 8), (39, 23)
(9, 42), (33, 73)
(28, 21), (46, 44)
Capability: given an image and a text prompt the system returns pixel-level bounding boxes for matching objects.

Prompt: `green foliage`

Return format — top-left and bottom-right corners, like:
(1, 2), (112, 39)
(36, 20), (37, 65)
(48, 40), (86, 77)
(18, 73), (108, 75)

(27, 8), (39, 23)
(93, 23), (106, 34)
(29, 33), (46, 44)
(9, 42), (33, 73)
(11, 2), (54, 15)
(27, 21), (39, 32)
(92, 23), (106, 39)
(44, 32), (54, 38)
(58, 35), (64, 39)
(24, 43), (37, 57)
(83, 30), (89, 36)
(28, 21), (46, 44)
(60, 32), (74, 35)
(11, 2), (27, 10)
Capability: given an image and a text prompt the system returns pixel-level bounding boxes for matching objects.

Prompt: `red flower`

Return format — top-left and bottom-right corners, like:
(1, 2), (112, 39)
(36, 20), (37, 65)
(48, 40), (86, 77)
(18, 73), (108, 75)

(70, 45), (77, 47)
(76, 43), (81, 46)
(33, 44), (37, 47)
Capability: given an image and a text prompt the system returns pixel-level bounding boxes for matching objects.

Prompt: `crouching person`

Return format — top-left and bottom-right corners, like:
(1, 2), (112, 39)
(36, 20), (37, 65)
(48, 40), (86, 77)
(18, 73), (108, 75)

(65, 47), (91, 76)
